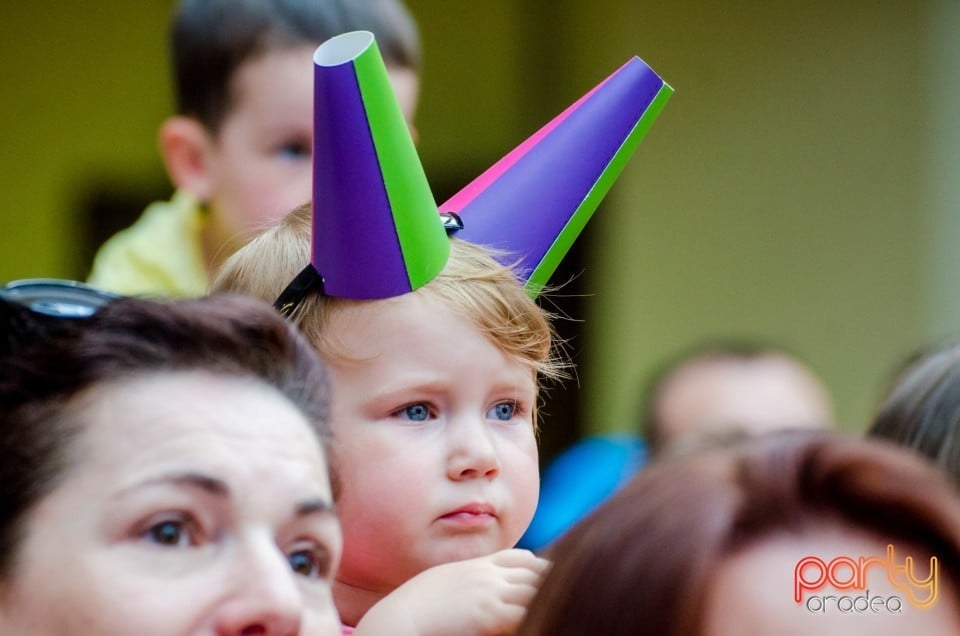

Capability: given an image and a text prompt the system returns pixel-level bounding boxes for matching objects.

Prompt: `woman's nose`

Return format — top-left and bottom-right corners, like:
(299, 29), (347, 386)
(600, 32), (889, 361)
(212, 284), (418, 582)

(214, 538), (305, 636)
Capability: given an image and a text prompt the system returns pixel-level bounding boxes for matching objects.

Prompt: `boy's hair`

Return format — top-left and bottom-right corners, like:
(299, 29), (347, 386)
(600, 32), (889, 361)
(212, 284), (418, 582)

(212, 204), (567, 391)
(172, 0), (421, 132)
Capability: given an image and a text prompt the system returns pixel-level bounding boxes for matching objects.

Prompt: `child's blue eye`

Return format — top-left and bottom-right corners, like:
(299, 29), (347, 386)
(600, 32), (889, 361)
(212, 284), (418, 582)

(277, 141), (310, 160)
(396, 403), (431, 421)
(487, 402), (516, 421)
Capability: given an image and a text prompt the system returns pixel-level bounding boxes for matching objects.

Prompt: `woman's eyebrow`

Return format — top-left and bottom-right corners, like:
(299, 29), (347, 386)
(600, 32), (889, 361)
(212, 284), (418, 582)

(112, 472), (336, 518)
(112, 471), (230, 500)
(295, 498), (337, 518)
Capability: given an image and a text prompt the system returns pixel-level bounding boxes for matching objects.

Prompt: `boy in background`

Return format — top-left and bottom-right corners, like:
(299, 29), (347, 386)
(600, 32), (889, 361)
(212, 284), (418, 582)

(88, 0), (420, 297)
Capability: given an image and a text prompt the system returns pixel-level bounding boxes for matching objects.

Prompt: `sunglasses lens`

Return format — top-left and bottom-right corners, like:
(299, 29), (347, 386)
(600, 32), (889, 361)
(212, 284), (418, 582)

(28, 299), (99, 318)
(0, 279), (119, 318)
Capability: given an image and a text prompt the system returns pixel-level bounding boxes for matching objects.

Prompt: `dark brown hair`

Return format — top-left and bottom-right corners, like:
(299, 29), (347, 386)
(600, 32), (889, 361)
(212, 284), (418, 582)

(172, 0), (421, 132)
(517, 431), (960, 635)
(0, 293), (332, 577)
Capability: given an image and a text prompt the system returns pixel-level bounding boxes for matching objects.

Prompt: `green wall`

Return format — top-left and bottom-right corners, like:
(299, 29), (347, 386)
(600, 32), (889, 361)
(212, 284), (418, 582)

(0, 2), (173, 280)
(410, 1), (958, 434)
(3, 2), (958, 436)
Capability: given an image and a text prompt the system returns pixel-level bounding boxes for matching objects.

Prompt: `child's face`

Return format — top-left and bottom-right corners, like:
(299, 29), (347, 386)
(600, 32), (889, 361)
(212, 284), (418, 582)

(199, 45), (420, 266)
(323, 291), (540, 592)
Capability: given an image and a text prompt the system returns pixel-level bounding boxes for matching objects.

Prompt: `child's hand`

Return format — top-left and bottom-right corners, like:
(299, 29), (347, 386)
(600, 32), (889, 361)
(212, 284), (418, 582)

(352, 548), (549, 636)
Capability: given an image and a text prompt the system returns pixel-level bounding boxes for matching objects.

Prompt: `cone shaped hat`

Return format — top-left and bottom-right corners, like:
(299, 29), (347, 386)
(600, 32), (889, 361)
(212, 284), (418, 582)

(311, 31), (448, 299)
(441, 57), (672, 296)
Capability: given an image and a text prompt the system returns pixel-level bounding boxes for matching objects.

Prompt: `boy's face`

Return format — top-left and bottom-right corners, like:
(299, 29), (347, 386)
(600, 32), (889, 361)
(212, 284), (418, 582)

(323, 291), (540, 593)
(197, 45), (420, 267)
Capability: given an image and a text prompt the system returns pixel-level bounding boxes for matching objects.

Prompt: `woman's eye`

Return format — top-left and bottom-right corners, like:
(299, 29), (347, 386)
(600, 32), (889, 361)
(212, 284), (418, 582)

(143, 518), (197, 547)
(486, 401), (517, 421)
(394, 403), (432, 421)
(288, 547), (332, 579)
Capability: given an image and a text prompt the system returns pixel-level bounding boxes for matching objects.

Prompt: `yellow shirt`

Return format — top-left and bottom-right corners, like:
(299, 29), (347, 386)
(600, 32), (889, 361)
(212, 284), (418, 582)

(87, 190), (208, 298)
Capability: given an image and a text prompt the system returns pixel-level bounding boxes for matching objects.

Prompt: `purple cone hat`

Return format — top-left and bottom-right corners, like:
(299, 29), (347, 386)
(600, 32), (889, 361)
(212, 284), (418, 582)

(311, 31), (448, 299)
(441, 57), (673, 297)
(288, 30), (671, 309)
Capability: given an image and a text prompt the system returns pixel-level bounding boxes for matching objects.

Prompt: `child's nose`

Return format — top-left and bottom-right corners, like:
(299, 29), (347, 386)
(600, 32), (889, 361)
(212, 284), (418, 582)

(214, 537), (306, 636)
(446, 415), (502, 481)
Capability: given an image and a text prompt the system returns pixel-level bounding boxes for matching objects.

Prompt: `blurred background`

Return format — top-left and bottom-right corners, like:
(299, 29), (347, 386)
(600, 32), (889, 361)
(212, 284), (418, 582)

(2, 1), (959, 462)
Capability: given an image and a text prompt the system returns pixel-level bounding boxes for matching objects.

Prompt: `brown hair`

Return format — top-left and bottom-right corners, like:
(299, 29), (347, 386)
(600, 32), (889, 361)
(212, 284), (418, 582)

(868, 342), (960, 488)
(517, 431), (960, 635)
(0, 293), (331, 577)
(172, 0), (421, 132)
(212, 203), (567, 394)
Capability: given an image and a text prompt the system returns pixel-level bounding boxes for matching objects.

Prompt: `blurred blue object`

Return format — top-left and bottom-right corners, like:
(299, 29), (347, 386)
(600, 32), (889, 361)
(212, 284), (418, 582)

(518, 433), (647, 551)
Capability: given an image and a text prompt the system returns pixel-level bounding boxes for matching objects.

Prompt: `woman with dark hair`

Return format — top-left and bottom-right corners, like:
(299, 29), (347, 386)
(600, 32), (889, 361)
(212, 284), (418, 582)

(0, 280), (342, 636)
(517, 431), (960, 635)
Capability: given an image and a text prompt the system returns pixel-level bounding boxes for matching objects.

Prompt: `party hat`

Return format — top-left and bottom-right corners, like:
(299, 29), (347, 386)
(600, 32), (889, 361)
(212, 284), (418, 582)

(441, 57), (672, 296)
(310, 31), (448, 299)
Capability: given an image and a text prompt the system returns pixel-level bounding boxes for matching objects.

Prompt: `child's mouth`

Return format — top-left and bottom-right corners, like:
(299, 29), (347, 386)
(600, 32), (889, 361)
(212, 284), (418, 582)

(440, 503), (497, 527)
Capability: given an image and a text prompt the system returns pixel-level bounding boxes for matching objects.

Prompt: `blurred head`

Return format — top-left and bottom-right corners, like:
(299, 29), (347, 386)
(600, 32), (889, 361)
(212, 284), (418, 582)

(643, 342), (834, 455)
(159, 0), (422, 269)
(518, 431), (960, 635)
(0, 292), (342, 636)
(868, 342), (960, 488)
(213, 204), (565, 598)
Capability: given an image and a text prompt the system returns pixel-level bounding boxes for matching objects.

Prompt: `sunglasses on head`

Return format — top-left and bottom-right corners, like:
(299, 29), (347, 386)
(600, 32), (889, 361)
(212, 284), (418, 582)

(0, 279), (121, 319)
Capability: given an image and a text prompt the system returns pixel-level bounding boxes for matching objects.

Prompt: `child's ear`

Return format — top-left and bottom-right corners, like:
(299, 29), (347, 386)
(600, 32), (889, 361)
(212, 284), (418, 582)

(158, 116), (216, 202)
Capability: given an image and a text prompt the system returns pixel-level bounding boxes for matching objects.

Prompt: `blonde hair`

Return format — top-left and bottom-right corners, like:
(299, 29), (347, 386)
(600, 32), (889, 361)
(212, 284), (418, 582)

(212, 203), (567, 388)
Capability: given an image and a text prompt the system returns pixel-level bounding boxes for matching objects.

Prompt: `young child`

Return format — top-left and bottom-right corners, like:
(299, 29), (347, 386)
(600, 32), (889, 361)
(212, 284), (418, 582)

(215, 31), (671, 635)
(87, 0), (421, 297)
(219, 207), (560, 634)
